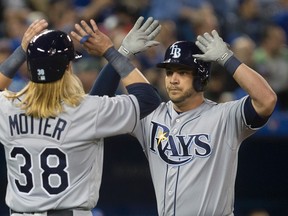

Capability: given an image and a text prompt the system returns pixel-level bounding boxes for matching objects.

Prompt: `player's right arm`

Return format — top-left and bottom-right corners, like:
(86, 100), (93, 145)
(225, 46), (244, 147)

(0, 19), (48, 90)
(71, 19), (161, 117)
(89, 16), (161, 97)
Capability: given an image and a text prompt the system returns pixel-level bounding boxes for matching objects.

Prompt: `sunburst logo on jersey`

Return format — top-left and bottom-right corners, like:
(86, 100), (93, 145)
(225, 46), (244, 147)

(157, 131), (168, 145)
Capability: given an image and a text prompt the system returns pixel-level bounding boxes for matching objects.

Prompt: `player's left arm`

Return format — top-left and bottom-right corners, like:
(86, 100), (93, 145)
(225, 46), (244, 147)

(71, 19), (162, 118)
(0, 19), (48, 90)
(193, 30), (277, 121)
(232, 62), (277, 117)
(80, 17), (162, 118)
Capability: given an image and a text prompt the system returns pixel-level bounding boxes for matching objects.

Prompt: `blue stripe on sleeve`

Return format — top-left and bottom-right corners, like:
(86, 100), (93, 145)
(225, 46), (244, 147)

(244, 96), (269, 128)
(126, 83), (161, 119)
(89, 63), (120, 97)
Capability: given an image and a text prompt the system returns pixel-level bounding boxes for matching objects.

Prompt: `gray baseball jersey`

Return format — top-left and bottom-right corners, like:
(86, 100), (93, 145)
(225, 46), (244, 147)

(0, 92), (139, 212)
(133, 96), (259, 216)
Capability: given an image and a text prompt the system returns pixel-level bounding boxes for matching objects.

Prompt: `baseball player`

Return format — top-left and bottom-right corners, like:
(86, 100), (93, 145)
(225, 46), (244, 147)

(90, 30), (277, 215)
(0, 18), (161, 216)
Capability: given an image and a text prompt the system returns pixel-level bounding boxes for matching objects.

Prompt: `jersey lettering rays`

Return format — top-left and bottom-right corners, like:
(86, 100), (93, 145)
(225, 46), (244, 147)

(149, 121), (212, 165)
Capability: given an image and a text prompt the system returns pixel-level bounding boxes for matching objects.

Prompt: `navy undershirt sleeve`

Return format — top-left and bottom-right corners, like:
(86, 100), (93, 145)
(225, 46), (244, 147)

(89, 63), (120, 97)
(126, 83), (161, 119)
(89, 63), (161, 119)
(244, 96), (269, 128)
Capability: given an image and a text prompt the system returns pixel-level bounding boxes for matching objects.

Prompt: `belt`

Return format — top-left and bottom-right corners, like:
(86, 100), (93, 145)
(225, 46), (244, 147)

(11, 209), (73, 216)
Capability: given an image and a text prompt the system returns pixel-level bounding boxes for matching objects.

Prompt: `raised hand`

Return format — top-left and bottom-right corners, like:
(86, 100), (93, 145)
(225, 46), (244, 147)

(21, 19), (48, 51)
(193, 30), (233, 66)
(119, 16), (161, 57)
(71, 19), (113, 56)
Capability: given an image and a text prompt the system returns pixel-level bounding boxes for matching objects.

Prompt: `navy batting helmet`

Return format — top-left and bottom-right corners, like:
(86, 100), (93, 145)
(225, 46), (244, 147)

(157, 41), (211, 92)
(27, 30), (81, 83)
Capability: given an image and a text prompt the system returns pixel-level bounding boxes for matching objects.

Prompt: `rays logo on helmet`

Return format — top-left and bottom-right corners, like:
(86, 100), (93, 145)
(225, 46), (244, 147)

(37, 69), (46, 81)
(170, 44), (181, 58)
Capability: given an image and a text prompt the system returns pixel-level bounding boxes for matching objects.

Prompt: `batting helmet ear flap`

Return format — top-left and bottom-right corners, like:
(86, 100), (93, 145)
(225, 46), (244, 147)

(193, 77), (203, 92)
(193, 76), (209, 92)
(192, 59), (211, 92)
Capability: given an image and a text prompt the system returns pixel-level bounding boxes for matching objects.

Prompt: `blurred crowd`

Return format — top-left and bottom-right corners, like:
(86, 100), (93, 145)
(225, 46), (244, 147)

(1, 0), (288, 111)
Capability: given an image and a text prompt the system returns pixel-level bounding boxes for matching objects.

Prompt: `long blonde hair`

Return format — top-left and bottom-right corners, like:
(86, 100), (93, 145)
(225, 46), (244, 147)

(5, 67), (85, 118)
